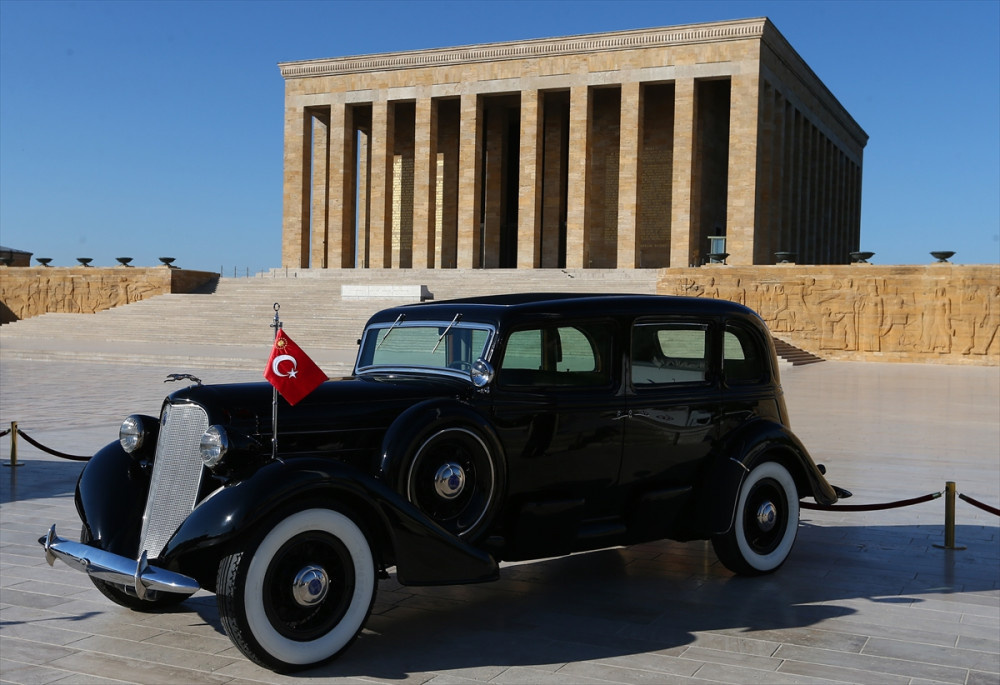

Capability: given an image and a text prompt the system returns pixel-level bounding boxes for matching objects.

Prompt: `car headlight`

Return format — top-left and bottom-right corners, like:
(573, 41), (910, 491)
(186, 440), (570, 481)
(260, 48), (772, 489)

(200, 425), (229, 469)
(120, 415), (157, 454)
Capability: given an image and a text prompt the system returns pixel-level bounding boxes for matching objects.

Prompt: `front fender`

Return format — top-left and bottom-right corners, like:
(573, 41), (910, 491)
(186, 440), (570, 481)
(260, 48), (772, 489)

(703, 419), (838, 535)
(160, 458), (498, 586)
(76, 441), (149, 557)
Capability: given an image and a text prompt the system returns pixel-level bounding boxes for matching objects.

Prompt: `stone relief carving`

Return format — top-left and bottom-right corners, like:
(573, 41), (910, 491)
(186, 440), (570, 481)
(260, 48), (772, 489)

(665, 266), (999, 364)
(0, 268), (216, 324)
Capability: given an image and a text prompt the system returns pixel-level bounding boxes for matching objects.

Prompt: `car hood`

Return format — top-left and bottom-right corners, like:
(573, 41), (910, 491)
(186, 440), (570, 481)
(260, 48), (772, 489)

(163, 374), (472, 464)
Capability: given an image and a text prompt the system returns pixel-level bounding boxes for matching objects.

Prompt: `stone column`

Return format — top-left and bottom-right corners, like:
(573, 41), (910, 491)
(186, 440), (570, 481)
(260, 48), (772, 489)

(617, 81), (641, 269)
(669, 78), (695, 267)
(565, 85), (590, 268)
(754, 83), (775, 265)
(726, 72), (760, 265)
(518, 90), (542, 268)
(483, 104), (504, 267)
(457, 93), (483, 268)
(369, 100), (394, 267)
(281, 106), (310, 268)
(357, 131), (370, 267)
(310, 111), (329, 268)
(412, 97), (436, 268)
(327, 103), (354, 268)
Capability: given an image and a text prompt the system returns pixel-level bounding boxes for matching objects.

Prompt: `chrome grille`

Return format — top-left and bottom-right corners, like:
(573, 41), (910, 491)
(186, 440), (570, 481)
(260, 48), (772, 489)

(138, 403), (208, 560)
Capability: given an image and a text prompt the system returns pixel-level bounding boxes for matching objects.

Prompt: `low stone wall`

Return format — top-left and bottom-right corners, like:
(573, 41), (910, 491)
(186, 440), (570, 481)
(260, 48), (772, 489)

(658, 264), (1000, 365)
(0, 267), (219, 323)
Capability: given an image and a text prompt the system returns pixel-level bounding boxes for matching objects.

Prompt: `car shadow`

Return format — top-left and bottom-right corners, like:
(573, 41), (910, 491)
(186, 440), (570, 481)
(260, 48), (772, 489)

(184, 521), (998, 679)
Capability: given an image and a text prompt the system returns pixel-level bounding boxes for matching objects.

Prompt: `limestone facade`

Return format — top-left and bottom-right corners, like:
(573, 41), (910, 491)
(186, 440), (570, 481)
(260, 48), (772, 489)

(279, 18), (867, 271)
(0, 267), (218, 323)
(659, 264), (1000, 365)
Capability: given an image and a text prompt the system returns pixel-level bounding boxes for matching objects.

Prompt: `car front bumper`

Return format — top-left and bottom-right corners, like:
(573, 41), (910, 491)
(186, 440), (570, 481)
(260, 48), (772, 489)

(39, 525), (200, 600)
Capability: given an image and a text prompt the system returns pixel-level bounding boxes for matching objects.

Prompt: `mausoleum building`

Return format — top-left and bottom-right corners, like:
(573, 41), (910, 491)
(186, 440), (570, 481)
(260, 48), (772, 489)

(278, 18), (867, 270)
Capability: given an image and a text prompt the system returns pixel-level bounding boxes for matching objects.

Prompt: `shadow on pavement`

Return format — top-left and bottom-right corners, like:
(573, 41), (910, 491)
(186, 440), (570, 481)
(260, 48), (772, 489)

(179, 522), (996, 679)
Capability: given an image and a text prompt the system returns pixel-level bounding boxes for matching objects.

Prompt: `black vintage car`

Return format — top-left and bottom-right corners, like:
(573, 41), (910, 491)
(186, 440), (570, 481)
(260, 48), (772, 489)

(40, 293), (846, 671)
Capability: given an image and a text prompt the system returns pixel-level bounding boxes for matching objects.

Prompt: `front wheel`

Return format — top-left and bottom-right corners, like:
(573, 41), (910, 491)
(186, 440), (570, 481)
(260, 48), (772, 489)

(216, 509), (376, 672)
(712, 460), (799, 575)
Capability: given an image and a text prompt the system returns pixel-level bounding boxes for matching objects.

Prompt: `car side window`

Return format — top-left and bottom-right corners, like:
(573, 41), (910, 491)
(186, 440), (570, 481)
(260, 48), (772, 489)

(631, 323), (708, 386)
(499, 323), (611, 388)
(724, 324), (766, 384)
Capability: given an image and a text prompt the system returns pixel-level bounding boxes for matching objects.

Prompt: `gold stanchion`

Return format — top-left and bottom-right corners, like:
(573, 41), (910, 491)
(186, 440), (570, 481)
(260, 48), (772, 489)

(934, 481), (966, 550)
(5, 421), (23, 467)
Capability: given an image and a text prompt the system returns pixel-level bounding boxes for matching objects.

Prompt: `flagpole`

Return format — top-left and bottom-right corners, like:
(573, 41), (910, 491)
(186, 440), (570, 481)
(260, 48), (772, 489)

(270, 302), (282, 460)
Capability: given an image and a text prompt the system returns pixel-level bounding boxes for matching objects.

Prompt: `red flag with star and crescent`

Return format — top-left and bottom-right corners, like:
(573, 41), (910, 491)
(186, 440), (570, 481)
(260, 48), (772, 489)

(264, 329), (329, 406)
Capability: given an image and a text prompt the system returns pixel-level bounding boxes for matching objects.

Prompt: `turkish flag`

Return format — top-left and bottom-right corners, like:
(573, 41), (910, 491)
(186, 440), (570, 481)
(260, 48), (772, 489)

(264, 329), (329, 406)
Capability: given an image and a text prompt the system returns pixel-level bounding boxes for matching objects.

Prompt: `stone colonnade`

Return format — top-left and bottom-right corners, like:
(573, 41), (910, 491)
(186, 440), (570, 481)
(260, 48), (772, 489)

(280, 19), (867, 271)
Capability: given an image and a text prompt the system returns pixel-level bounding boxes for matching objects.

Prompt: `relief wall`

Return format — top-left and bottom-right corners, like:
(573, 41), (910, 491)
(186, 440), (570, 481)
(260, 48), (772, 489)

(0, 268), (219, 324)
(659, 264), (1000, 365)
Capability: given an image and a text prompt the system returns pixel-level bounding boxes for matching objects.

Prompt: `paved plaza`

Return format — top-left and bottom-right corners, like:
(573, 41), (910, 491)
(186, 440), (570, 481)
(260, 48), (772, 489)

(1, 351), (998, 684)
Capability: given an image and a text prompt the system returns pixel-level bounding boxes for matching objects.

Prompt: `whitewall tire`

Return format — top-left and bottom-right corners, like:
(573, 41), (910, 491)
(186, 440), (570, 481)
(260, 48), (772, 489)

(712, 460), (799, 575)
(216, 508), (376, 671)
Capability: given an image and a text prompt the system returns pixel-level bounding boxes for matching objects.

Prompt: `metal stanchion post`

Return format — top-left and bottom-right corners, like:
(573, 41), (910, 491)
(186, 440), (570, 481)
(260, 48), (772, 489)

(934, 481), (966, 551)
(5, 421), (23, 467)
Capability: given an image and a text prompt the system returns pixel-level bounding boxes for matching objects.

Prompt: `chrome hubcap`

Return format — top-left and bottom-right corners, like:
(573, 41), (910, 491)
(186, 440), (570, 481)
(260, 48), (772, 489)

(291, 564), (329, 606)
(756, 501), (778, 532)
(433, 462), (466, 500)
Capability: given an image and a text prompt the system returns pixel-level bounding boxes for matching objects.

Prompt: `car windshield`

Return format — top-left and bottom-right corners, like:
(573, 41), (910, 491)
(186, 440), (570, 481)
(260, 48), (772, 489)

(355, 320), (494, 375)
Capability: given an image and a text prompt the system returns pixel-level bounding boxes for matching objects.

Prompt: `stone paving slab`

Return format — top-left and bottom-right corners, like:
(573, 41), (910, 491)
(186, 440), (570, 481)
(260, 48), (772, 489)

(0, 355), (997, 684)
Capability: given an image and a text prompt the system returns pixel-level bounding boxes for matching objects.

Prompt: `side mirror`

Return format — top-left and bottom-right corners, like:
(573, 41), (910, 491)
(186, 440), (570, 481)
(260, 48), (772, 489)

(470, 359), (494, 388)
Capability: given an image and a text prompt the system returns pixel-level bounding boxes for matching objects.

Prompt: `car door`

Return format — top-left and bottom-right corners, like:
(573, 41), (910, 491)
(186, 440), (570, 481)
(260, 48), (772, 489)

(489, 319), (624, 543)
(621, 318), (722, 502)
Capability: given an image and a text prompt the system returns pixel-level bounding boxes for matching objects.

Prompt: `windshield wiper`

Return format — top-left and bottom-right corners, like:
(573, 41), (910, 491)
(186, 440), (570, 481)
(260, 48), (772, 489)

(431, 313), (462, 353)
(376, 314), (405, 350)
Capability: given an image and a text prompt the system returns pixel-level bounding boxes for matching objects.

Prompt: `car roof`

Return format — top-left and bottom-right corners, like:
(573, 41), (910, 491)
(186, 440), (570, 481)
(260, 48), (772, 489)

(363, 292), (760, 328)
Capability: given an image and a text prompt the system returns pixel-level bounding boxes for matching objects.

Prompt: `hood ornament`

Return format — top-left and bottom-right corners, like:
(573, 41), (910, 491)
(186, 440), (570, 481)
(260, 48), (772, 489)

(164, 373), (202, 386)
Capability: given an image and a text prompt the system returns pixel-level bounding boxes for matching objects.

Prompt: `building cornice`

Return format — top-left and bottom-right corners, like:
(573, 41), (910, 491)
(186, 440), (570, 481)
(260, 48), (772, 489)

(278, 18), (767, 79)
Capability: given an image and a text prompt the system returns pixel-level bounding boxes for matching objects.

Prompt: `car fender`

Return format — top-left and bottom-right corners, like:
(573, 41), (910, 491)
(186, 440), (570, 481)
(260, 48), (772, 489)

(76, 441), (149, 558)
(703, 419), (838, 535)
(377, 398), (505, 489)
(159, 457), (498, 587)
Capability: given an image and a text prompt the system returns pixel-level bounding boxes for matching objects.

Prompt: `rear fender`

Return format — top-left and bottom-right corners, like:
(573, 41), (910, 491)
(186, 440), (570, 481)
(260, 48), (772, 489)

(160, 458), (498, 586)
(703, 419), (838, 535)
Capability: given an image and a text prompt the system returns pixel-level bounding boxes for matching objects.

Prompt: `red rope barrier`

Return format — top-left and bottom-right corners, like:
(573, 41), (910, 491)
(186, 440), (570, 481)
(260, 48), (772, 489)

(959, 493), (1000, 517)
(801, 491), (941, 511)
(15, 429), (91, 461)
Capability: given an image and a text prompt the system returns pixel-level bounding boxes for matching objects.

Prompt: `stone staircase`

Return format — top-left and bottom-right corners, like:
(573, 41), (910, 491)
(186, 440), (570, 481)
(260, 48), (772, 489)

(0, 269), (660, 372)
(771, 337), (826, 366)
(1, 268), (819, 370)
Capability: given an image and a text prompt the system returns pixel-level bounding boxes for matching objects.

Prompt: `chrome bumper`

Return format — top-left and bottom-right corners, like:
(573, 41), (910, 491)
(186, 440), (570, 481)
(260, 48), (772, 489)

(39, 525), (200, 600)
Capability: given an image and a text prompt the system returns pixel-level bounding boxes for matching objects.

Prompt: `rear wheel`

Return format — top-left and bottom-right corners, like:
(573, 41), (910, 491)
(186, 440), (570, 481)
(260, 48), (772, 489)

(404, 427), (498, 540)
(712, 461), (799, 575)
(216, 509), (376, 672)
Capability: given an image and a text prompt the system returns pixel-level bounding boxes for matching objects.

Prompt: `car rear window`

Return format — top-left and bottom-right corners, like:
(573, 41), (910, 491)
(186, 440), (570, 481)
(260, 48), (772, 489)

(724, 324), (767, 384)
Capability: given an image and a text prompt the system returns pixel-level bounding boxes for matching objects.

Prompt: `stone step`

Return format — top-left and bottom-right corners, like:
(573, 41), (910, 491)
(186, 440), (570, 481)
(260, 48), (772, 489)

(772, 337), (826, 366)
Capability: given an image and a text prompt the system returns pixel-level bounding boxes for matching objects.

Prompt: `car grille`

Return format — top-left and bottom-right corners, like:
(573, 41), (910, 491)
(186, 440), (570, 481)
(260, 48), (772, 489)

(138, 403), (209, 560)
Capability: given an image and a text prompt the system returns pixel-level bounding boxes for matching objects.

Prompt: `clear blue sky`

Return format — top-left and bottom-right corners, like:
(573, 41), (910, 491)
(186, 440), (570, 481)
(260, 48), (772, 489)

(1, 0), (997, 273)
